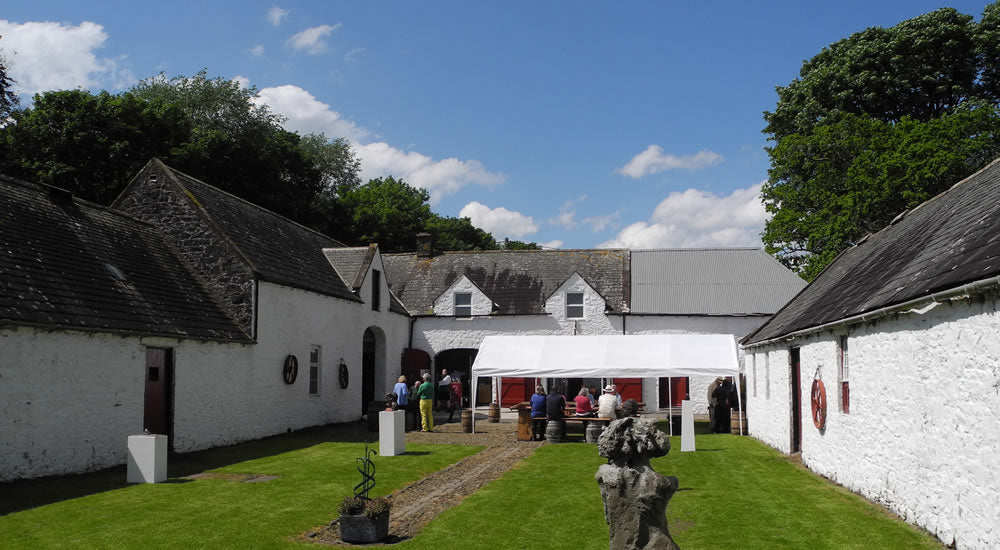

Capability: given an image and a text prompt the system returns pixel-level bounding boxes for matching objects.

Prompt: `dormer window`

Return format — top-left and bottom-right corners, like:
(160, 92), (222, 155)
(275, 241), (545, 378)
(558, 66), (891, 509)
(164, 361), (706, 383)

(566, 292), (584, 319)
(454, 292), (472, 318)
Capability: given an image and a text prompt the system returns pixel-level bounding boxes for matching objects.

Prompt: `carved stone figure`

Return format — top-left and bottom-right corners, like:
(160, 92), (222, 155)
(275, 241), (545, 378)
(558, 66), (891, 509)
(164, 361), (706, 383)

(595, 417), (680, 550)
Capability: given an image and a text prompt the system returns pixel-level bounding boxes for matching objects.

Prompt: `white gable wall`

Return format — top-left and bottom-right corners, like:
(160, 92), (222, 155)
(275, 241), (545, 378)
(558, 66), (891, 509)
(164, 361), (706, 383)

(432, 276), (493, 317)
(744, 296), (1000, 550)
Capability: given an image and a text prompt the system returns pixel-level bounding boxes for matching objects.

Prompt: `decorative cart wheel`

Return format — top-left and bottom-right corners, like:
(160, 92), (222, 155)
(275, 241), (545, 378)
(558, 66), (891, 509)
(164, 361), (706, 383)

(811, 379), (827, 430)
(282, 354), (298, 385)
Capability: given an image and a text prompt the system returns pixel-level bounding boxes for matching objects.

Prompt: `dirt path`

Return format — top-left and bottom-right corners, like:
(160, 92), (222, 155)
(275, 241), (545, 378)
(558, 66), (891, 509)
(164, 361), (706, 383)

(303, 419), (542, 545)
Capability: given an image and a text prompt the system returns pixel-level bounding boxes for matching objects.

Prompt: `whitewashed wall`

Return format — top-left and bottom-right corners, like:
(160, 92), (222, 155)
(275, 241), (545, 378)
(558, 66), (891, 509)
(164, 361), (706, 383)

(744, 296), (1000, 550)
(745, 347), (793, 453)
(432, 276), (494, 316)
(0, 278), (409, 481)
(626, 315), (766, 412)
(0, 326), (250, 481)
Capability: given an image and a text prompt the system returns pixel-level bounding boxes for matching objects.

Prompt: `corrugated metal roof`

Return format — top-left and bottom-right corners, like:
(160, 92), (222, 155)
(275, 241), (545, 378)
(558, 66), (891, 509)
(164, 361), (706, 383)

(630, 249), (806, 315)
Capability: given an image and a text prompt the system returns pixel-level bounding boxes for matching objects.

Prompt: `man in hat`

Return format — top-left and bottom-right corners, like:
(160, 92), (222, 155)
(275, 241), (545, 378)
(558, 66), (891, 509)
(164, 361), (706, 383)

(598, 384), (620, 419)
(707, 377), (722, 429)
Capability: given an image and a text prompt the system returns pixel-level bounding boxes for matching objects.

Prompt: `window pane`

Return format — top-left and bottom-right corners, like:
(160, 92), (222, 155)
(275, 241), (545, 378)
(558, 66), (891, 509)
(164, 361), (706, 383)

(455, 293), (471, 306)
(567, 292), (583, 305)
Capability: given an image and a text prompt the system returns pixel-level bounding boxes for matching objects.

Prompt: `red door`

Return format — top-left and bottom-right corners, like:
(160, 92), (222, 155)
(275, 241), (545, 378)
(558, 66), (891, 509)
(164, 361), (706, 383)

(658, 377), (688, 408)
(144, 348), (172, 438)
(500, 377), (534, 407)
(613, 378), (643, 403)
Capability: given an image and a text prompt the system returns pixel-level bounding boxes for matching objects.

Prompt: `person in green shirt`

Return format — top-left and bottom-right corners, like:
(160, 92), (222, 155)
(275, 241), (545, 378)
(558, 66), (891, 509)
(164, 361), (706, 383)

(417, 373), (435, 432)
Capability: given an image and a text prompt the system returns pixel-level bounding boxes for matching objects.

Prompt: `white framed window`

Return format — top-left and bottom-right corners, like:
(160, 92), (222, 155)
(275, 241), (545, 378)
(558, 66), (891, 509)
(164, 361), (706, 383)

(566, 292), (584, 319)
(838, 335), (850, 414)
(454, 292), (472, 318)
(309, 345), (321, 395)
(752, 354), (758, 398)
(764, 352), (770, 400)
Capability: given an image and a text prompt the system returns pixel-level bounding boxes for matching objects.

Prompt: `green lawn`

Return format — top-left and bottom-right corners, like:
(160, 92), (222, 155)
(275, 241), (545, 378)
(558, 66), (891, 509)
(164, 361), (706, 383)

(0, 439), (478, 549)
(0, 423), (945, 550)
(403, 429), (944, 550)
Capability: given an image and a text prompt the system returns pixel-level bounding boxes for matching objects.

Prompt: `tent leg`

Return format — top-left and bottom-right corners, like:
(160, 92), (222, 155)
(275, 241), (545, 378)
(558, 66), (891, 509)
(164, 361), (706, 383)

(736, 377), (743, 436)
(668, 377), (673, 437)
(471, 367), (476, 434)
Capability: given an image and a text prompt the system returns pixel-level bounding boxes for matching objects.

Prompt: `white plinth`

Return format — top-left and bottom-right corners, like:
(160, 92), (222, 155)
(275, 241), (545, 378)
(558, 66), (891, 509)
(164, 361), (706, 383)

(379, 410), (405, 456)
(680, 400), (696, 452)
(127, 434), (167, 483)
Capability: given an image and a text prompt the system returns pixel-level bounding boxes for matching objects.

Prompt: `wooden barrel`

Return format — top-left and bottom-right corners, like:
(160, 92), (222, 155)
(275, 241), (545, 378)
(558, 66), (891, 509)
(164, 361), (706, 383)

(730, 411), (748, 434)
(544, 419), (565, 443)
(585, 421), (605, 443)
(488, 402), (501, 423)
(461, 409), (473, 432)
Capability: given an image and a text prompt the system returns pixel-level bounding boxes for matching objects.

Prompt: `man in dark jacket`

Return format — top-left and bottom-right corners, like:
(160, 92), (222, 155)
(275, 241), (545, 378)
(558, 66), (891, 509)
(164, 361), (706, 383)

(529, 385), (547, 441)
(544, 384), (567, 441)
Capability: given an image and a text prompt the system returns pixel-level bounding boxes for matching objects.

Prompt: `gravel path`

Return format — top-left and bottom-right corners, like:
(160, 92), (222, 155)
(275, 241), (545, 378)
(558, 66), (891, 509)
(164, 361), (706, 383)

(303, 418), (543, 546)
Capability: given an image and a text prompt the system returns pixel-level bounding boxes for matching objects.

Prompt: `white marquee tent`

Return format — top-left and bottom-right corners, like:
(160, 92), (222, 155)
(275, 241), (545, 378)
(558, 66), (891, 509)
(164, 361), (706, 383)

(469, 333), (743, 433)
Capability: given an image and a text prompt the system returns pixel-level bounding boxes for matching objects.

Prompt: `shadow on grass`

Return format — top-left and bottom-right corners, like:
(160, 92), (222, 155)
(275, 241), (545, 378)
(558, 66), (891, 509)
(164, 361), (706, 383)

(0, 420), (374, 516)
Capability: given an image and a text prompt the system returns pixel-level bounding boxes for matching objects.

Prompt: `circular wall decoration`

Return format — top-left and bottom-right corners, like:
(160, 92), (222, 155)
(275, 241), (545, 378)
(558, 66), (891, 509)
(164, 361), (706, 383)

(811, 379), (827, 430)
(282, 354), (298, 385)
(339, 361), (349, 389)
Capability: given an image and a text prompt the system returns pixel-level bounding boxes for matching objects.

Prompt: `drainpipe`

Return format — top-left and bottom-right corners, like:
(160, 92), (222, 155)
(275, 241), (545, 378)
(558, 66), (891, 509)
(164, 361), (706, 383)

(407, 316), (416, 349)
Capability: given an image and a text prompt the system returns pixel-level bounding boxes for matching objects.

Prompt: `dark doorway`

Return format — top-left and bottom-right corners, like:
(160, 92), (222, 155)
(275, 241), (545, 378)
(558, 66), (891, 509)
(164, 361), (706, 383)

(790, 347), (802, 453)
(658, 377), (689, 408)
(436, 348), (477, 407)
(144, 348), (173, 445)
(362, 328), (376, 415)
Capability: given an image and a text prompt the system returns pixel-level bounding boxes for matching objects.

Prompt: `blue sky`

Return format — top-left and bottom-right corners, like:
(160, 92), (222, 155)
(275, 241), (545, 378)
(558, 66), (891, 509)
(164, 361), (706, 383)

(2, 1), (993, 249)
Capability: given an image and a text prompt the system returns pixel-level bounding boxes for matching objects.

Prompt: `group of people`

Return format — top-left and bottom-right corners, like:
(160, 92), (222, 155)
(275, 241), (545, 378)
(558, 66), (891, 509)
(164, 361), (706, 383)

(390, 369), (463, 433)
(528, 383), (629, 441)
(707, 376), (742, 433)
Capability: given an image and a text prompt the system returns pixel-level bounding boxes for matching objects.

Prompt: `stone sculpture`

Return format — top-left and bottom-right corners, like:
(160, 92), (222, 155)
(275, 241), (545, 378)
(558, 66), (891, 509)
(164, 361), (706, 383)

(595, 417), (680, 550)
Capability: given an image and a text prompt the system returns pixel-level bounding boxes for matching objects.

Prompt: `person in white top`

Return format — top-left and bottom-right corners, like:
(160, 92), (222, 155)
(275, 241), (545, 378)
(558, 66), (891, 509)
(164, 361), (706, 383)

(597, 385), (620, 419)
(437, 369), (452, 410)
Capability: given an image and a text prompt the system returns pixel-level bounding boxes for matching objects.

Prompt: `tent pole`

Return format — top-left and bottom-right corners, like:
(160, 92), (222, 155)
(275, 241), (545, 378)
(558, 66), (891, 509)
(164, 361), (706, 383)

(668, 377), (673, 436)
(737, 375), (744, 436)
(471, 365), (476, 434)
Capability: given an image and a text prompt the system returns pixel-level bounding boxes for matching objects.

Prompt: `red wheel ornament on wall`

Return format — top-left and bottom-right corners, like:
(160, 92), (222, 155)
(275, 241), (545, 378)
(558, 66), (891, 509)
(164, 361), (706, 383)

(811, 379), (827, 430)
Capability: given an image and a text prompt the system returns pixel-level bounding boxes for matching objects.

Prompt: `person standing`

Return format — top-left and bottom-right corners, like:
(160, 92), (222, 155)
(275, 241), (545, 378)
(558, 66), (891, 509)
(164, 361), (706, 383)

(707, 377), (722, 430)
(418, 373), (435, 432)
(447, 377), (463, 423)
(712, 378), (732, 434)
(393, 375), (410, 429)
(529, 385), (547, 441)
(408, 380), (421, 431)
(437, 369), (452, 410)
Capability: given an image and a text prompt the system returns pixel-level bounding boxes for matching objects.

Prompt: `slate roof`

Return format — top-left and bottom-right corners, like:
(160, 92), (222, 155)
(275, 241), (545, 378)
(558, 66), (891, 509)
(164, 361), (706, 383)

(323, 246), (409, 315)
(0, 175), (248, 341)
(382, 249), (629, 315)
(630, 249), (806, 315)
(744, 158), (1000, 345)
(160, 164), (361, 303)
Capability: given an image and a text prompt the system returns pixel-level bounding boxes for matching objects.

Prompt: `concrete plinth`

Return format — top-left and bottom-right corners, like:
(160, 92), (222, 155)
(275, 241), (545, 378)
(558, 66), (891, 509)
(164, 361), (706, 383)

(127, 434), (167, 483)
(379, 410), (405, 456)
(681, 400), (696, 452)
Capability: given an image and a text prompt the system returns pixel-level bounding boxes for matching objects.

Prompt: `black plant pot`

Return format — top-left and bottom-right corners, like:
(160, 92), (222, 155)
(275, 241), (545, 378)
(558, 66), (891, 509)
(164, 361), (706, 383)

(340, 510), (389, 543)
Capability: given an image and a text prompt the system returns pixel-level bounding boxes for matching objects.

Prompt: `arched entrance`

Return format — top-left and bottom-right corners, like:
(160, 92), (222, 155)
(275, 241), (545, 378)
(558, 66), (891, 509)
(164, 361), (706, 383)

(435, 348), (478, 407)
(362, 327), (386, 415)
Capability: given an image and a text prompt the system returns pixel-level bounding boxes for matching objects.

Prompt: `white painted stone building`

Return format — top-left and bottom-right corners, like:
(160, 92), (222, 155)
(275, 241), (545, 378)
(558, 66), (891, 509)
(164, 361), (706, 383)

(742, 160), (1000, 550)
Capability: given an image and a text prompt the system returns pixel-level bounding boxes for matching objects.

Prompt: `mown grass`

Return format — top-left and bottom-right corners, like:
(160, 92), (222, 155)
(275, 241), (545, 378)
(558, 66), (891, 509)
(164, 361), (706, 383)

(0, 440), (478, 549)
(0, 421), (945, 550)
(402, 425), (944, 550)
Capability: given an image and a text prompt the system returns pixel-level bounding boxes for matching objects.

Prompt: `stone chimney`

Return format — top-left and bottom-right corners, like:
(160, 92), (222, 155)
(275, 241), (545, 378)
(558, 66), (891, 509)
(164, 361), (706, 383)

(416, 232), (433, 257)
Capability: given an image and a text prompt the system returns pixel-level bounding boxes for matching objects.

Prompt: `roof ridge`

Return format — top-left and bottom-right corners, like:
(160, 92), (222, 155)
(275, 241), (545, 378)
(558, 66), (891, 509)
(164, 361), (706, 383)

(632, 247), (761, 252)
(158, 162), (349, 247)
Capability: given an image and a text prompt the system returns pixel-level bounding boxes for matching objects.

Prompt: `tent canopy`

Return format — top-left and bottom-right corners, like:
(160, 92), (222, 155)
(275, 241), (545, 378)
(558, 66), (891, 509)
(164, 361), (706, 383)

(471, 333), (740, 379)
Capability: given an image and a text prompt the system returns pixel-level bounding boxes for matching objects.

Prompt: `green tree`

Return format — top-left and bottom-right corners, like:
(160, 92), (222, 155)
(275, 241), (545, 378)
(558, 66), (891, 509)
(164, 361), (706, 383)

(0, 36), (17, 120)
(762, 3), (1000, 279)
(424, 214), (497, 251)
(338, 176), (434, 250)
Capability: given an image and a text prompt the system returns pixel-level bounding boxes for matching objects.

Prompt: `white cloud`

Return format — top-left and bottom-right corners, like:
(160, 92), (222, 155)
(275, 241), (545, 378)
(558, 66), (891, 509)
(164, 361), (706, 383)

(548, 195), (586, 229)
(255, 84), (506, 201)
(255, 84), (368, 142)
(598, 183), (766, 249)
(582, 210), (622, 232)
(250, 44), (265, 57)
(540, 240), (564, 249)
(618, 145), (723, 179)
(344, 47), (365, 62)
(267, 7), (289, 26)
(0, 20), (134, 96)
(459, 202), (538, 239)
(232, 75), (250, 89)
(287, 24), (340, 55)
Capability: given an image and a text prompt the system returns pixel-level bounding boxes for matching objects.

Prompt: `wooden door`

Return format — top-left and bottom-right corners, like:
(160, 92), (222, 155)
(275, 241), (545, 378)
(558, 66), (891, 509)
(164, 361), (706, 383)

(790, 347), (802, 453)
(657, 377), (689, 408)
(143, 348), (173, 439)
(613, 378), (643, 403)
(500, 377), (534, 407)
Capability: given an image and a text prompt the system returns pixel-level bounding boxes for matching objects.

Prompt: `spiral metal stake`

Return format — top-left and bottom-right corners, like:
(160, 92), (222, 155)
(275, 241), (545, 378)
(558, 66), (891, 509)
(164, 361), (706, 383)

(353, 443), (378, 500)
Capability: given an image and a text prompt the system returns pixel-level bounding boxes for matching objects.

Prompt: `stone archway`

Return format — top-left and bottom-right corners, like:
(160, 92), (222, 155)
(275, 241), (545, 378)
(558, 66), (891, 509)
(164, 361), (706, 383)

(362, 326), (387, 415)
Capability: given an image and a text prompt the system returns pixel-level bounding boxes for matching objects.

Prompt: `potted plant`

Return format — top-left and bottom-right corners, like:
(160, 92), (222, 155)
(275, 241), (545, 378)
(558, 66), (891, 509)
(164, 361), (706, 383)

(338, 444), (390, 543)
(338, 495), (390, 543)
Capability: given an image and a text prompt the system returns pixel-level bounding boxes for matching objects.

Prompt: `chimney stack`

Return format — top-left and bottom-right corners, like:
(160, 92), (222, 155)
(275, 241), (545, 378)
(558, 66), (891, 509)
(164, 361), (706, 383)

(416, 232), (433, 257)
